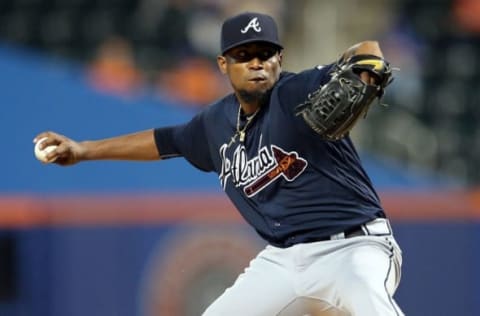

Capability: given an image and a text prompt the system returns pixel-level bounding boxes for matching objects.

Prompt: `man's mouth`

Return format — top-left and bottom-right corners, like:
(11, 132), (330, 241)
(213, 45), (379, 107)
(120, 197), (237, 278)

(249, 76), (267, 82)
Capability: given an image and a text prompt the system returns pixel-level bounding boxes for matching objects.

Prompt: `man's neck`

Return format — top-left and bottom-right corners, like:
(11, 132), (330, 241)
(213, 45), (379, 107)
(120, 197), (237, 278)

(239, 102), (261, 115)
(235, 90), (271, 115)
(235, 91), (268, 115)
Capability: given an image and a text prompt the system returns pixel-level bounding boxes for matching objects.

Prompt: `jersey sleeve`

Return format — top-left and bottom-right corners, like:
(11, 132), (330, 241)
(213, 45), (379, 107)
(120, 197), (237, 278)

(154, 111), (215, 172)
(276, 64), (336, 137)
(278, 64), (335, 108)
(298, 64), (335, 95)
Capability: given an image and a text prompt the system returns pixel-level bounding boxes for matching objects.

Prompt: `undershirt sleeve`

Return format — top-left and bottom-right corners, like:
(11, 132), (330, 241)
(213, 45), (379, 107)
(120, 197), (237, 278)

(153, 112), (214, 172)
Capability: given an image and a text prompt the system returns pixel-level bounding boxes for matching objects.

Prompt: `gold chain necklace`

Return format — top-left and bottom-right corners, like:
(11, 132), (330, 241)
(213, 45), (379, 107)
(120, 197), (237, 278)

(227, 104), (260, 147)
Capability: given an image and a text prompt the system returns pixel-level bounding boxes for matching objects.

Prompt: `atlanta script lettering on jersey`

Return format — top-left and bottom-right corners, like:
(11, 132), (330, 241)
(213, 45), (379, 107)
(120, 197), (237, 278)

(219, 144), (308, 197)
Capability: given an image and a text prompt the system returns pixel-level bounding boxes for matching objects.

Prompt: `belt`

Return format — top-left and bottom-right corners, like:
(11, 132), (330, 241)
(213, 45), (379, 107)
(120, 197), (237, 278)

(321, 218), (392, 242)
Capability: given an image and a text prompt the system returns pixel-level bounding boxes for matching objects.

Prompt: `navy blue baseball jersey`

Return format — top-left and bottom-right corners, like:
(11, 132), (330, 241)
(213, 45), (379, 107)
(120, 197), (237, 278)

(154, 64), (386, 248)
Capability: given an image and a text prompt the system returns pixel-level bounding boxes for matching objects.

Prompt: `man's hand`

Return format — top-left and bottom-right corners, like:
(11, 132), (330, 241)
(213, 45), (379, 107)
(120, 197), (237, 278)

(342, 41), (389, 89)
(360, 71), (377, 85)
(33, 132), (86, 166)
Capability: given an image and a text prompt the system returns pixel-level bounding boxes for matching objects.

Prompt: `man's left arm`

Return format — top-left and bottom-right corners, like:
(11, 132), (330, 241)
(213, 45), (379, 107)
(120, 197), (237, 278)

(341, 41), (383, 60)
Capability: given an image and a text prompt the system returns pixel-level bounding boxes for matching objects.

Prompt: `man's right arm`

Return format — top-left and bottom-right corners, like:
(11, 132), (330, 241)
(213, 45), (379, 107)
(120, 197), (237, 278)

(33, 129), (161, 166)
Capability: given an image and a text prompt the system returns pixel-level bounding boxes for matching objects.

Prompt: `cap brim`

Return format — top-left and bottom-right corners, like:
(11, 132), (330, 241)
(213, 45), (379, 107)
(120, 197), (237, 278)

(222, 39), (283, 55)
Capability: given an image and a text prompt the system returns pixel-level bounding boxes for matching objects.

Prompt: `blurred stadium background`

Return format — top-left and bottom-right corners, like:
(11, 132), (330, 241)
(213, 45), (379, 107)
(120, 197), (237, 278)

(0, 0), (479, 315)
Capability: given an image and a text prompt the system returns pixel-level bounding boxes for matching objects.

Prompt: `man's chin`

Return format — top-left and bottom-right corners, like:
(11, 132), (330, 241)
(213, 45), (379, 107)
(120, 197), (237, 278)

(238, 88), (271, 105)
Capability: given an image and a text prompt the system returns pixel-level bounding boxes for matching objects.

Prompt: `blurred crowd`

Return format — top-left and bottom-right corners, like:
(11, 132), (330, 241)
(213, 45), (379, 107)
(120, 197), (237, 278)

(83, 0), (289, 105)
(0, 0), (288, 104)
(1, 0), (480, 184)
(360, 0), (480, 185)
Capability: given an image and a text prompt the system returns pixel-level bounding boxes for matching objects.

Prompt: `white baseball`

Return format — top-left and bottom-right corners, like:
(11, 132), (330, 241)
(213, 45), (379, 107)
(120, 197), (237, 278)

(34, 137), (58, 163)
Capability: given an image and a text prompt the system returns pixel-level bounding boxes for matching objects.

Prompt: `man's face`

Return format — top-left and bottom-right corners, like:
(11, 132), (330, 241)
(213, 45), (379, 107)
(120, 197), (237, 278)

(217, 42), (282, 104)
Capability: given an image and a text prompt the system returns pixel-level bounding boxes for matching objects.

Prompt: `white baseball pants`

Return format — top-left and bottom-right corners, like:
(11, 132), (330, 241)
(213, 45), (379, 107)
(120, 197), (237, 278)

(202, 220), (404, 316)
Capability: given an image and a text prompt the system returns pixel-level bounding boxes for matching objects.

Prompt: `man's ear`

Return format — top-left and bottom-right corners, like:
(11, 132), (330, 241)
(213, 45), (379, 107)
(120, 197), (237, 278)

(217, 55), (227, 74)
(278, 51), (283, 66)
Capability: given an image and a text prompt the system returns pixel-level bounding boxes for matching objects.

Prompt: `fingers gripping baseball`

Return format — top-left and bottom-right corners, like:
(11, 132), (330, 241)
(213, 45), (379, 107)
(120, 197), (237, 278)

(33, 132), (84, 165)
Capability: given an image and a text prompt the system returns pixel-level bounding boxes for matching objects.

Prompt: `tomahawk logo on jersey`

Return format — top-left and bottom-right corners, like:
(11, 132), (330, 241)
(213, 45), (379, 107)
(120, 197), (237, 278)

(219, 143), (307, 197)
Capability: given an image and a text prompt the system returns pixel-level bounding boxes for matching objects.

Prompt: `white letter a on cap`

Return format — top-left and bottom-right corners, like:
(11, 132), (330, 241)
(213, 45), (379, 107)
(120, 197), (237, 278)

(241, 17), (262, 33)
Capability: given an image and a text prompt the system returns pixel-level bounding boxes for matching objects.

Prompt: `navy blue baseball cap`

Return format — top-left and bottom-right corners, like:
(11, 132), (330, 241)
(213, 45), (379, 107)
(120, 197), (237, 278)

(221, 12), (283, 55)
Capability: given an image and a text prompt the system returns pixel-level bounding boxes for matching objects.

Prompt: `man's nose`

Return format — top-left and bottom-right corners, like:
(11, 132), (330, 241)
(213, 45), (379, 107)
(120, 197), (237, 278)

(248, 57), (263, 69)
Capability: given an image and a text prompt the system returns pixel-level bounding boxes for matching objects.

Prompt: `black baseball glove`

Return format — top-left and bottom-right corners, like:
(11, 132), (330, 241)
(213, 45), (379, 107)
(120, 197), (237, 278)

(296, 54), (393, 141)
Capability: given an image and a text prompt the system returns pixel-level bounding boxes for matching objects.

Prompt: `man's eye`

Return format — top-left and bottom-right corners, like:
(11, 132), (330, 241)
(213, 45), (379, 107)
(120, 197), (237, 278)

(261, 50), (276, 59)
(236, 51), (249, 59)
